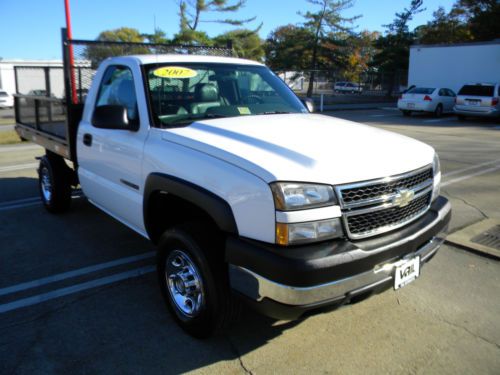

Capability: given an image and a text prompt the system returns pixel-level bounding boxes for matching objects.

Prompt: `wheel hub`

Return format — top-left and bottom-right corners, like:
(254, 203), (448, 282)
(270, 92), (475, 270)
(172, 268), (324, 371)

(165, 250), (204, 317)
(40, 166), (52, 202)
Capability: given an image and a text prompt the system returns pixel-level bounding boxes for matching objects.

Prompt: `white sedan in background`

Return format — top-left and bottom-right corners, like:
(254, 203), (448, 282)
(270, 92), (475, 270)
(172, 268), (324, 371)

(398, 87), (456, 117)
(0, 90), (14, 109)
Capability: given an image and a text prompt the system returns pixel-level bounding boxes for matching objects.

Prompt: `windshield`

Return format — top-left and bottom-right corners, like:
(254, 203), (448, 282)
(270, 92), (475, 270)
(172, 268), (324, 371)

(145, 63), (307, 127)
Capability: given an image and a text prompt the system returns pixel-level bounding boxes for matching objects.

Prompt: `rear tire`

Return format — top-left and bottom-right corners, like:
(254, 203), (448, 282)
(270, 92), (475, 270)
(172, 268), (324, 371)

(402, 110), (411, 117)
(157, 223), (239, 338)
(38, 152), (72, 213)
(458, 115), (466, 121)
(434, 104), (443, 118)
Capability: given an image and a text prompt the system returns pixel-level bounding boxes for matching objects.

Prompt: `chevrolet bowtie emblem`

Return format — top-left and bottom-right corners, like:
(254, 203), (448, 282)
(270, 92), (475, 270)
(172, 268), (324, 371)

(393, 189), (415, 207)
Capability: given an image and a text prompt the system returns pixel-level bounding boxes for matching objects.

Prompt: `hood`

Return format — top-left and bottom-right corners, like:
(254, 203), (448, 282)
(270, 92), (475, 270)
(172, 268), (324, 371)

(162, 114), (435, 184)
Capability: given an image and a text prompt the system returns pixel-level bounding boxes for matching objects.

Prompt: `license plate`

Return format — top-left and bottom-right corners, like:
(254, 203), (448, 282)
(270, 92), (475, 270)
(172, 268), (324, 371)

(394, 256), (420, 290)
(407, 103), (415, 108)
(466, 100), (480, 106)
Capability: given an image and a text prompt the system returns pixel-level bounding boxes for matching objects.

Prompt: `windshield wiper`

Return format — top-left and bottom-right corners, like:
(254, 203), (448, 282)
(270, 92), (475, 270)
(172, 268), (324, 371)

(204, 113), (231, 119)
(257, 111), (294, 115)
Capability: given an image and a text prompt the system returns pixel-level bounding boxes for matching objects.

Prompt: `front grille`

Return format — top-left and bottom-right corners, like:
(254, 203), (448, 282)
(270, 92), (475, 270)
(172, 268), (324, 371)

(341, 168), (433, 204)
(336, 166), (434, 239)
(347, 192), (431, 236)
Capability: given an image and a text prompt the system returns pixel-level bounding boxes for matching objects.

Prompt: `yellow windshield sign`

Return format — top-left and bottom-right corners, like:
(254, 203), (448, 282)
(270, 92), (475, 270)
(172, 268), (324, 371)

(153, 66), (198, 79)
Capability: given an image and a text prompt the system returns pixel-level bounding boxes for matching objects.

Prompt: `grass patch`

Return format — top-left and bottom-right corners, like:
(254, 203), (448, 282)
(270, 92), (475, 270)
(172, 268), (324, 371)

(0, 117), (15, 126)
(0, 130), (22, 145)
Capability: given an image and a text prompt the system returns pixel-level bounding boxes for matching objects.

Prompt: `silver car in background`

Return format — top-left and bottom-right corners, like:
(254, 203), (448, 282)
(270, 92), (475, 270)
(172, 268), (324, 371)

(397, 87), (456, 117)
(454, 83), (500, 119)
(333, 81), (363, 94)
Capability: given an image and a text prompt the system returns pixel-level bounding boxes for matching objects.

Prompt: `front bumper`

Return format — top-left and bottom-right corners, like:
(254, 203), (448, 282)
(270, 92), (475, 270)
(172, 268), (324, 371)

(227, 197), (451, 319)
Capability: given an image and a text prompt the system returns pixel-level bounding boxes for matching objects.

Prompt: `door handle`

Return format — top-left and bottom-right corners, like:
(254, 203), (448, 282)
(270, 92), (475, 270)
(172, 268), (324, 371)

(83, 133), (93, 147)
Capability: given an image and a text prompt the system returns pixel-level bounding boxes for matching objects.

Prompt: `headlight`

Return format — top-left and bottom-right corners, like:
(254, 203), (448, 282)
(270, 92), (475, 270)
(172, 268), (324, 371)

(432, 152), (441, 201)
(270, 182), (337, 211)
(276, 218), (343, 245)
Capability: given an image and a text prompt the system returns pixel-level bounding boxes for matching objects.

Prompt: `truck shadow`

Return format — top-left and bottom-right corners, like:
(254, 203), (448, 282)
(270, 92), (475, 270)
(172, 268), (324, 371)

(0, 183), (328, 374)
(0, 176), (39, 203)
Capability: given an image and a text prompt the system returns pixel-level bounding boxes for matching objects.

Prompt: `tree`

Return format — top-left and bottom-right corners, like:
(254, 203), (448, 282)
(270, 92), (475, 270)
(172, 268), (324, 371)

(371, 0), (424, 96)
(171, 29), (214, 46)
(213, 29), (264, 61)
(416, 0), (499, 44)
(343, 31), (379, 82)
(299, 0), (360, 97)
(450, 0), (500, 41)
(415, 7), (472, 44)
(177, 0), (256, 31)
(141, 28), (171, 44)
(85, 28), (150, 68)
(265, 25), (315, 71)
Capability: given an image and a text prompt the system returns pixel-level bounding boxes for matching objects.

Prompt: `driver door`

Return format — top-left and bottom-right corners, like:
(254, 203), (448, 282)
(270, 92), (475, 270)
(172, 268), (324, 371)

(77, 64), (148, 235)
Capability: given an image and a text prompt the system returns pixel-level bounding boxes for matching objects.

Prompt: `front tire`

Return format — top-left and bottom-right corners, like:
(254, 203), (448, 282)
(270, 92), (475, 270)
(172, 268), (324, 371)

(38, 152), (72, 213)
(434, 104), (443, 118)
(157, 223), (238, 338)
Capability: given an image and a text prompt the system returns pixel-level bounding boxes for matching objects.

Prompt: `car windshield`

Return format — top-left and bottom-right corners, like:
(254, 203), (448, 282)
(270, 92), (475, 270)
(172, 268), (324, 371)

(407, 87), (435, 94)
(145, 63), (307, 127)
(458, 85), (495, 97)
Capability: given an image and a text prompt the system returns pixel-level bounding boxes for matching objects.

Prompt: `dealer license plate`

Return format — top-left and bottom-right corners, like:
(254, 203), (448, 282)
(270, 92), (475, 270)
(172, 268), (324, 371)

(394, 256), (420, 290)
(466, 100), (480, 106)
(407, 103), (415, 108)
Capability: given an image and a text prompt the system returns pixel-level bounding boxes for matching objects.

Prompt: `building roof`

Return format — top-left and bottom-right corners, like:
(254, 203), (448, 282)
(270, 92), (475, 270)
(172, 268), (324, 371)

(411, 39), (500, 49)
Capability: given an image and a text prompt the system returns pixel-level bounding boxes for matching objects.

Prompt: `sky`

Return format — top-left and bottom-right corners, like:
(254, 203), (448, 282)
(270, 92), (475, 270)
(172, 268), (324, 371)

(0, 0), (456, 60)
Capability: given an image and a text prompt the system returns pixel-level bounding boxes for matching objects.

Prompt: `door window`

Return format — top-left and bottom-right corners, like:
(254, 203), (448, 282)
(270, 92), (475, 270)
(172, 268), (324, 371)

(96, 66), (139, 125)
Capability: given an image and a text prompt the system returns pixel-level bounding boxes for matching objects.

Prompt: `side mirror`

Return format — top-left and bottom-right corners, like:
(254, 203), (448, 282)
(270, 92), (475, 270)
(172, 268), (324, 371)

(92, 105), (138, 131)
(302, 98), (315, 113)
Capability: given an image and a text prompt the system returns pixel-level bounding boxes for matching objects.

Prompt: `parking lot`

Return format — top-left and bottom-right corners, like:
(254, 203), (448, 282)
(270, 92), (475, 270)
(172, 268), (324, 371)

(1, 108), (499, 374)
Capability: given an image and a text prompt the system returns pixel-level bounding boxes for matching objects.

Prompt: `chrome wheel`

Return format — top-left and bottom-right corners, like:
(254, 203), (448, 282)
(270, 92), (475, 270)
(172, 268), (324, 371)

(165, 250), (205, 317)
(40, 166), (52, 203)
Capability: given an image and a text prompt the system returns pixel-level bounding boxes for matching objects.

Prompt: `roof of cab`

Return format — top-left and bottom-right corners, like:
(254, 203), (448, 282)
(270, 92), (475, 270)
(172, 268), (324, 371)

(124, 54), (264, 66)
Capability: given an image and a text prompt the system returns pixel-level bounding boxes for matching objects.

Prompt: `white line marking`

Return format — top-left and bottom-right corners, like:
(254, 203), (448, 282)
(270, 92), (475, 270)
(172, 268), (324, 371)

(443, 159), (500, 178)
(0, 162), (38, 173)
(423, 118), (457, 124)
(0, 251), (155, 297)
(370, 114), (391, 117)
(0, 144), (41, 153)
(0, 192), (83, 212)
(442, 165), (500, 187)
(0, 266), (155, 313)
(0, 197), (40, 211)
(379, 107), (399, 111)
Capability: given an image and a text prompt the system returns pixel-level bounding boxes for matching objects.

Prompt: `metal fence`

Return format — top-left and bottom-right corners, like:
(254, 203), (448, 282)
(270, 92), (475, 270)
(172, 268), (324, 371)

(276, 69), (408, 97)
(65, 37), (235, 105)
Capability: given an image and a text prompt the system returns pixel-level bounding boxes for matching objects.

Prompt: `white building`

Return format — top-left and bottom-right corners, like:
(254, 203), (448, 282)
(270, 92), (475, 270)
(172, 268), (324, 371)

(408, 40), (500, 93)
(0, 59), (64, 97)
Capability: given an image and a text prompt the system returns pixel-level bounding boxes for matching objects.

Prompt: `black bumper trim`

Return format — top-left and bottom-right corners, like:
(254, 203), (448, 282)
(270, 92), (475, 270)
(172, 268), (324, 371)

(226, 196), (451, 288)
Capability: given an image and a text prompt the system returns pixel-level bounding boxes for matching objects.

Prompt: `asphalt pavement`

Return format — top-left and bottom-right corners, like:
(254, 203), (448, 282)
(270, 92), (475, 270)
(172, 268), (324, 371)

(0, 109), (499, 374)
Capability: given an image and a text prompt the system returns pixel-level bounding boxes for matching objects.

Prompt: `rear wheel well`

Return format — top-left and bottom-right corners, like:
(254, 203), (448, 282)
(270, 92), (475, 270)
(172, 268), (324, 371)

(146, 191), (221, 244)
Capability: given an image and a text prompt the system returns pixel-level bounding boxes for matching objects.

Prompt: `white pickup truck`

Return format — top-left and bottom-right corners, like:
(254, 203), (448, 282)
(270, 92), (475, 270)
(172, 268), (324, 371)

(15, 36), (451, 338)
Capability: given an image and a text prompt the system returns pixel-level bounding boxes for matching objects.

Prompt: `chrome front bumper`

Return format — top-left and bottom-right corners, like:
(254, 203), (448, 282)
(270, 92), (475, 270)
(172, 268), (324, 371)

(229, 199), (451, 308)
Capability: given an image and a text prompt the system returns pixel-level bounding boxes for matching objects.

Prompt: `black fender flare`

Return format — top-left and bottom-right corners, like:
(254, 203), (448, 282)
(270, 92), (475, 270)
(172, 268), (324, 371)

(143, 173), (239, 240)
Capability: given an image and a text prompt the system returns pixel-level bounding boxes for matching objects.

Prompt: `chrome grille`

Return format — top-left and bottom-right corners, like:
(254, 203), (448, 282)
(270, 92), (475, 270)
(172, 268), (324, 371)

(347, 192), (431, 236)
(341, 168), (433, 204)
(336, 166), (434, 239)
